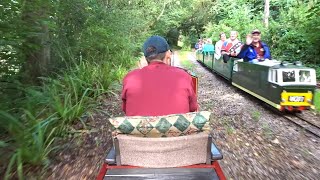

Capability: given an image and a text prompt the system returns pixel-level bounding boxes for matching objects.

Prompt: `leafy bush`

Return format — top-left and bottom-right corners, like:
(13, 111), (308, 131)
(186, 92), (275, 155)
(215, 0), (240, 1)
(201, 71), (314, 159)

(202, 0), (319, 79)
(314, 90), (320, 112)
(204, 3), (265, 44)
(0, 59), (124, 179)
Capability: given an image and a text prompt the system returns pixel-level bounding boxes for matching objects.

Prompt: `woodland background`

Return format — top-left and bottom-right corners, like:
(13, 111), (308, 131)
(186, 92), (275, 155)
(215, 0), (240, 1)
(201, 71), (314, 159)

(0, 0), (319, 179)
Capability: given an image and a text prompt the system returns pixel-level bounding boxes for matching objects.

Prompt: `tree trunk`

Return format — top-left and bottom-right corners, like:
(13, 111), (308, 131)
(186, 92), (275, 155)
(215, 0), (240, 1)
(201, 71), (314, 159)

(264, 0), (270, 28)
(21, 1), (51, 84)
(148, 1), (169, 29)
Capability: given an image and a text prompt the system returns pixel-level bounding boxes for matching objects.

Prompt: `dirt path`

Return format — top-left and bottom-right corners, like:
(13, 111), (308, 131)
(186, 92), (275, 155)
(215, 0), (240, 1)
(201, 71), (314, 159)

(183, 52), (320, 179)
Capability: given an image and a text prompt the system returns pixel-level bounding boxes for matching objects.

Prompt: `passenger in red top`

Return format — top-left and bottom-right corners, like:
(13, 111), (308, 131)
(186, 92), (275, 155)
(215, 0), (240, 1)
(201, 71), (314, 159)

(121, 35), (198, 116)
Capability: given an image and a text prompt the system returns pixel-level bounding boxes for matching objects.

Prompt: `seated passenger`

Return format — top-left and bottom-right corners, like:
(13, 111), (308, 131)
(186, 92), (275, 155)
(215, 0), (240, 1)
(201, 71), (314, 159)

(195, 39), (203, 52)
(238, 29), (271, 63)
(221, 31), (243, 63)
(202, 38), (215, 55)
(121, 35), (198, 116)
(194, 39), (200, 50)
(214, 32), (227, 59)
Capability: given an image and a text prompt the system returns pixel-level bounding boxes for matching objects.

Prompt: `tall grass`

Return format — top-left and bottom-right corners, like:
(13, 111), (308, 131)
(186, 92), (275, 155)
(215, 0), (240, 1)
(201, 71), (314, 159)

(0, 59), (129, 179)
(179, 51), (195, 71)
(314, 90), (320, 112)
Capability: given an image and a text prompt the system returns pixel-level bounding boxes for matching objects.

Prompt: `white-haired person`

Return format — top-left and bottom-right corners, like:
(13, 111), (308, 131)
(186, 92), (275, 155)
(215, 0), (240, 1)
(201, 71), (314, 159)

(221, 31), (243, 63)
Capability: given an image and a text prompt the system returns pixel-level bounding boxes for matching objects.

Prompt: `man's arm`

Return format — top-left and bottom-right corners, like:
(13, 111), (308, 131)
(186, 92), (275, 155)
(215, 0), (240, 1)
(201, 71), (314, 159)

(121, 80), (127, 114)
(238, 44), (250, 59)
(189, 79), (198, 112)
(262, 43), (272, 59)
(235, 45), (243, 56)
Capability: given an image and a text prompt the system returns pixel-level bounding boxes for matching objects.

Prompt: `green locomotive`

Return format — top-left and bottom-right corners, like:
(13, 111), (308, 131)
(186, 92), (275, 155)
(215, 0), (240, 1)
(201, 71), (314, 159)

(196, 51), (317, 111)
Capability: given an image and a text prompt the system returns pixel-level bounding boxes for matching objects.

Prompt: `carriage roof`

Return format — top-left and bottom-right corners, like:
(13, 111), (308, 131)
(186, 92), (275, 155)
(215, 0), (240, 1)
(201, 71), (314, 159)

(236, 59), (313, 70)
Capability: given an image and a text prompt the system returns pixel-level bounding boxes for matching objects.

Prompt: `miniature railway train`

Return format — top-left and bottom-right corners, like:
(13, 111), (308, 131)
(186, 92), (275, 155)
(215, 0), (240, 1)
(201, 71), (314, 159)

(196, 52), (317, 112)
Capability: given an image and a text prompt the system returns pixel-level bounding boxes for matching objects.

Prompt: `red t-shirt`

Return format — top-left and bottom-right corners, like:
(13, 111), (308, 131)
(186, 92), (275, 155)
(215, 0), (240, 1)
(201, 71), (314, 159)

(221, 39), (242, 56)
(253, 42), (264, 58)
(122, 61), (198, 116)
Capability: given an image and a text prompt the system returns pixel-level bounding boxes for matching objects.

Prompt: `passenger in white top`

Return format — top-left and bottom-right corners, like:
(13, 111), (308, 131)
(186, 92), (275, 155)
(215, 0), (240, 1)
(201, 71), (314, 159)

(214, 32), (227, 59)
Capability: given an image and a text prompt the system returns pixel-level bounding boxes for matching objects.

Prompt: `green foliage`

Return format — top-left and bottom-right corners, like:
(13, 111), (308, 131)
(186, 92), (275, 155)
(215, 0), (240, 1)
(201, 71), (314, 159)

(200, 0), (320, 76)
(262, 122), (273, 139)
(1, 0), (199, 178)
(203, 1), (266, 42)
(180, 35), (192, 51)
(0, 110), (58, 180)
(179, 51), (195, 71)
(221, 117), (235, 135)
(251, 111), (261, 122)
(0, 60), (119, 178)
(2, 0), (320, 178)
(314, 90), (320, 112)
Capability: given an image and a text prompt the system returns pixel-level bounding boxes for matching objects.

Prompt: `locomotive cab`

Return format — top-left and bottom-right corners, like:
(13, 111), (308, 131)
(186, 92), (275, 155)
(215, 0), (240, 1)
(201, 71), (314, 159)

(231, 59), (317, 112)
(269, 68), (316, 85)
(268, 66), (317, 111)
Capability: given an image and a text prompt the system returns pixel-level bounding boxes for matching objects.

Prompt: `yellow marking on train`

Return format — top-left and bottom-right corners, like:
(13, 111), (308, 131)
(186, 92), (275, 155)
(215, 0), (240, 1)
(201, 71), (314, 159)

(232, 82), (281, 109)
(280, 91), (313, 106)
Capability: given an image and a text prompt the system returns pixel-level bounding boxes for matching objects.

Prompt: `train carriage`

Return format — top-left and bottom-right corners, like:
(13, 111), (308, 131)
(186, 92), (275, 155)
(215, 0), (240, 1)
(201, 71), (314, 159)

(197, 54), (317, 112)
(203, 53), (214, 69)
(197, 51), (233, 80)
(211, 57), (234, 80)
(196, 50), (204, 63)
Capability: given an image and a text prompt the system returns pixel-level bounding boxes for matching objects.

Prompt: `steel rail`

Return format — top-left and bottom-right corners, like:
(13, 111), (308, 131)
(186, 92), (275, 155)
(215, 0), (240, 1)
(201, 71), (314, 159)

(282, 114), (320, 138)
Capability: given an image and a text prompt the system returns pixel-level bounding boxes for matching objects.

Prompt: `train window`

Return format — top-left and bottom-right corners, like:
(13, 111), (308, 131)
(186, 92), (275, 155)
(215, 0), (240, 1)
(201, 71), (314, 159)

(269, 69), (278, 83)
(299, 70), (311, 83)
(282, 70), (295, 82)
(233, 62), (239, 72)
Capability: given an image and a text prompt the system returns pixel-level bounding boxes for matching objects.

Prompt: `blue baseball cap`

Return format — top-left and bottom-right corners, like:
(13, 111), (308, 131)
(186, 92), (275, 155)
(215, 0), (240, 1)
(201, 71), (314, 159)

(143, 35), (170, 57)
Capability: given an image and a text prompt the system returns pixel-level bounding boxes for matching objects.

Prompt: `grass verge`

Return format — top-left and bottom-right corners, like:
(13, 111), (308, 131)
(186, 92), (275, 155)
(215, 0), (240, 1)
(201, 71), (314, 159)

(0, 59), (133, 179)
(314, 89), (320, 112)
(178, 51), (195, 71)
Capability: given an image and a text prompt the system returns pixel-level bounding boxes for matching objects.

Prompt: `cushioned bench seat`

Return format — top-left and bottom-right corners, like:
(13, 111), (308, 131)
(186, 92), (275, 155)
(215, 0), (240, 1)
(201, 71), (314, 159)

(97, 111), (226, 180)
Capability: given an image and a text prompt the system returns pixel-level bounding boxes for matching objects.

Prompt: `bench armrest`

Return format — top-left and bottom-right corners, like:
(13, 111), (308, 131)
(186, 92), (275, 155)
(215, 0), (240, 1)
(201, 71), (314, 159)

(105, 146), (116, 165)
(211, 143), (223, 161)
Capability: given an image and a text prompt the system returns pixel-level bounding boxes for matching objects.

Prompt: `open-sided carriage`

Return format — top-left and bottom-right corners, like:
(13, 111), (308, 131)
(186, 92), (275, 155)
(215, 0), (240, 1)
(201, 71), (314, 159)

(97, 133), (226, 180)
(97, 70), (226, 180)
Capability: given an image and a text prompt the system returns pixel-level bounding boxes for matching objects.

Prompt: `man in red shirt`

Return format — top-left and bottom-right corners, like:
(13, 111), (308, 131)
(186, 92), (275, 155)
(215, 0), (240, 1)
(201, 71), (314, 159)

(121, 35), (198, 116)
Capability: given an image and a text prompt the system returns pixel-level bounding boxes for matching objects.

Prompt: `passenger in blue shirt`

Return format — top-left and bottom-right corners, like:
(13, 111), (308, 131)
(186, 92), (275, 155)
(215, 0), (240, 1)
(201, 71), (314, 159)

(238, 29), (271, 63)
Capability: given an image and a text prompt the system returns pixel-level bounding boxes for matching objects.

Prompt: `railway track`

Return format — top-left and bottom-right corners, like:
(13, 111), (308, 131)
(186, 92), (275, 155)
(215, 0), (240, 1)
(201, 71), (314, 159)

(193, 54), (320, 137)
(282, 113), (320, 138)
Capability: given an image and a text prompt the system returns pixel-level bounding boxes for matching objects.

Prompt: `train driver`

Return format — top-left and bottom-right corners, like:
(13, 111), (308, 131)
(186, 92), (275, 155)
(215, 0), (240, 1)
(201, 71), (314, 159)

(121, 35), (198, 116)
(238, 29), (271, 63)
